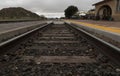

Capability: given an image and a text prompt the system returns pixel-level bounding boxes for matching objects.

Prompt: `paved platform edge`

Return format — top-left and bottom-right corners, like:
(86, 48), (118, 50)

(65, 21), (120, 43)
(0, 22), (46, 43)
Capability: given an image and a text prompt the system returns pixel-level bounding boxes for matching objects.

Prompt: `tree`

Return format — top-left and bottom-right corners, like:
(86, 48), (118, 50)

(64, 5), (78, 18)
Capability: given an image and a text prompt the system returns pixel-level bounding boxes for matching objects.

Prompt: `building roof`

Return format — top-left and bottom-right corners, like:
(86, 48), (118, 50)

(93, 0), (112, 6)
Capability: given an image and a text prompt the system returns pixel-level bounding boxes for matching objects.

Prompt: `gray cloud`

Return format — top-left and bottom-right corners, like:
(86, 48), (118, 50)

(0, 0), (102, 17)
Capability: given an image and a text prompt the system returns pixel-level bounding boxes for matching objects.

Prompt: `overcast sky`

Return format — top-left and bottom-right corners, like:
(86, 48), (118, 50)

(0, 0), (102, 18)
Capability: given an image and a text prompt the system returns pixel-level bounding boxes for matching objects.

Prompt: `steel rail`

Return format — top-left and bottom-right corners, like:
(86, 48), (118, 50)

(65, 22), (120, 67)
(0, 21), (120, 66)
(0, 22), (53, 53)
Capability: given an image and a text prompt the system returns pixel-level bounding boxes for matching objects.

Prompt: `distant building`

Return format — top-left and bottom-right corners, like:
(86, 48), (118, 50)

(79, 11), (86, 16)
(71, 11), (87, 19)
(93, 0), (120, 21)
(86, 9), (95, 19)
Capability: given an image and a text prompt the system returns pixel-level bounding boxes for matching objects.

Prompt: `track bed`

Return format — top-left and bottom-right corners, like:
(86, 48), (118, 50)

(0, 22), (120, 76)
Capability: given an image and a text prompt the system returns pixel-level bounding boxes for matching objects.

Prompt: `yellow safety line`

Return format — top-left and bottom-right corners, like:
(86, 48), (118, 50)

(65, 20), (120, 34)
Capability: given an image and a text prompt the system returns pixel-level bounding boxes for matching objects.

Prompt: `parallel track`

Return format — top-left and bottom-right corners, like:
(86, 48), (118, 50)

(0, 21), (120, 76)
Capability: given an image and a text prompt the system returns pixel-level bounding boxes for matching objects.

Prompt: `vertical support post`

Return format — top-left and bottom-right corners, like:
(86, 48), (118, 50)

(117, 0), (120, 12)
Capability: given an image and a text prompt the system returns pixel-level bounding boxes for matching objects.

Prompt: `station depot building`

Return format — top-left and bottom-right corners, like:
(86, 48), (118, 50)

(93, 0), (120, 21)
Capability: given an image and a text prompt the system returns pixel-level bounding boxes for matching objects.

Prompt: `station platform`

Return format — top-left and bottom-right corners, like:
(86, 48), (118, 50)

(65, 20), (120, 47)
(65, 20), (120, 34)
(0, 21), (46, 43)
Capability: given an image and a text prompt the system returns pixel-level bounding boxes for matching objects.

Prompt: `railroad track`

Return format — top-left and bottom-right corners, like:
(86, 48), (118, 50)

(0, 21), (120, 76)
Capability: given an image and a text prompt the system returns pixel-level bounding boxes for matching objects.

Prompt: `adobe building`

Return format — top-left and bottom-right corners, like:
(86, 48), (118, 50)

(93, 0), (120, 21)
